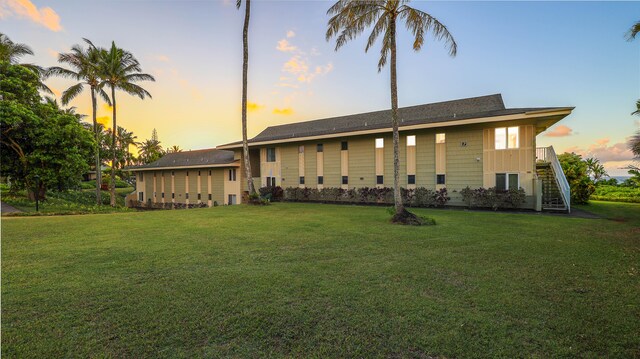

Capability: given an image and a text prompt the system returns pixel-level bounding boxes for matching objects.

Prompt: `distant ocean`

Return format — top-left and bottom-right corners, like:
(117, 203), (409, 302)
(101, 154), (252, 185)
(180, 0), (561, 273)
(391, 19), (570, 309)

(611, 176), (632, 183)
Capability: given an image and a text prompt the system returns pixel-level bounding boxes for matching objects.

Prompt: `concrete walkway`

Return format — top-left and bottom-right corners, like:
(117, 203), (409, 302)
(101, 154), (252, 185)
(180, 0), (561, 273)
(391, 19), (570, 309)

(1, 201), (22, 214)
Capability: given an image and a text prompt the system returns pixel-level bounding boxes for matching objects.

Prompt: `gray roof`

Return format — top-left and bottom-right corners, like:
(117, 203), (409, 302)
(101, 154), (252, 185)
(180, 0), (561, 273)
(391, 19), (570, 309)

(223, 94), (569, 146)
(128, 148), (236, 170)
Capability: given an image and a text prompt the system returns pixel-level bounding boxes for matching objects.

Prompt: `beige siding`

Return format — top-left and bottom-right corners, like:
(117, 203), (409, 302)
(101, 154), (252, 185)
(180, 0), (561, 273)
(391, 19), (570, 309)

(173, 170), (187, 203)
(416, 131), (435, 188)
(323, 141), (340, 187)
(260, 147), (281, 187)
(341, 150), (349, 189)
(446, 128), (483, 191)
(349, 136), (375, 188)
(211, 169), (225, 204)
(280, 144), (298, 188)
(188, 171), (198, 203)
(304, 144), (317, 187)
(483, 124), (536, 194)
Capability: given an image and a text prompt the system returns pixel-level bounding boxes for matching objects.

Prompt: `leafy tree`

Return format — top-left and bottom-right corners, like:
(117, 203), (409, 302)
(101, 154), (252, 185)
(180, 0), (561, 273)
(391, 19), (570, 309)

(585, 157), (608, 182)
(237, 0), (257, 196)
(137, 129), (164, 164)
(0, 62), (94, 198)
(558, 152), (595, 204)
(47, 39), (111, 205)
(98, 42), (155, 206)
(167, 145), (182, 153)
(0, 33), (52, 94)
(326, 0), (456, 223)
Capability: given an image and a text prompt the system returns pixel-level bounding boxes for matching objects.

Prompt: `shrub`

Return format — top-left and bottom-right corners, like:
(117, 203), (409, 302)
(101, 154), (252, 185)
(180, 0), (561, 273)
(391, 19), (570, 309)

(460, 186), (526, 210)
(259, 186), (284, 202)
(283, 186), (450, 207)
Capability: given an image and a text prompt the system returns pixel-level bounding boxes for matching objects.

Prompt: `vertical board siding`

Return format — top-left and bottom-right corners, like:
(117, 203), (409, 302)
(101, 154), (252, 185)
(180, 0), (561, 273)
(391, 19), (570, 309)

(483, 124), (536, 195)
(349, 136), (375, 188)
(446, 129), (483, 191)
(280, 144), (298, 189)
(189, 172), (198, 204)
(211, 169), (224, 204)
(416, 131), (435, 188)
(305, 143), (317, 187)
(323, 141), (340, 187)
(173, 171), (186, 203)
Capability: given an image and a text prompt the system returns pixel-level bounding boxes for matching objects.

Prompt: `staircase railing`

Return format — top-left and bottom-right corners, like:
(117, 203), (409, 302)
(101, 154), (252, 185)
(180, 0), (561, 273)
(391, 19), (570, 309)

(536, 146), (571, 212)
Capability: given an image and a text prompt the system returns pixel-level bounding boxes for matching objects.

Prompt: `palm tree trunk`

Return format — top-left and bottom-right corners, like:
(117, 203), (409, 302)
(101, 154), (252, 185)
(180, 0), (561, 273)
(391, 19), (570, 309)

(91, 88), (102, 205)
(241, 0), (256, 197)
(389, 18), (403, 214)
(110, 85), (117, 207)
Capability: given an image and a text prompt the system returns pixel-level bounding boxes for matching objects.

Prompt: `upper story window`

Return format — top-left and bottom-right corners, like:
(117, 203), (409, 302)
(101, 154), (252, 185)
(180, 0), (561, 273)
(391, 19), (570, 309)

(436, 133), (446, 144)
(298, 145), (304, 154)
(375, 138), (384, 148)
(317, 144), (324, 152)
(138, 172), (144, 181)
(341, 141), (348, 151)
(228, 168), (237, 181)
(495, 127), (519, 149)
(407, 135), (416, 147)
(266, 147), (276, 162)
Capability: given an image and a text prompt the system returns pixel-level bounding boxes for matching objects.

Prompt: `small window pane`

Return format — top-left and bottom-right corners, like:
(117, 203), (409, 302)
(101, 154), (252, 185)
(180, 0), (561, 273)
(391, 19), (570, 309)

(508, 127), (519, 149)
(162, 192), (165, 198)
(318, 176), (324, 184)
(299, 176), (305, 185)
(495, 128), (507, 150)
(208, 194), (212, 200)
(436, 174), (446, 185)
(436, 133), (446, 144)
(408, 175), (416, 184)
(342, 176), (348, 185)
(407, 135), (416, 146)
(317, 144), (323, 152)
(266, 148), (276, 162)
(375, 138), (384, 148)
(341, 141), (348, 151)
(496, 173), (506, 190)
(508, 173), (519, 190)
(376, 175), (384, 185)
(198, 193), (201, 200)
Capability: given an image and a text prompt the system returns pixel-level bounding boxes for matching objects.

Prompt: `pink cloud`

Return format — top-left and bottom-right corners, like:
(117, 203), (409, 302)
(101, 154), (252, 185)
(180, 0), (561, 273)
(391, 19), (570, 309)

(544, 124), (573, 137)
(563, 138), (633, 163)
(1, 0), (62, 32)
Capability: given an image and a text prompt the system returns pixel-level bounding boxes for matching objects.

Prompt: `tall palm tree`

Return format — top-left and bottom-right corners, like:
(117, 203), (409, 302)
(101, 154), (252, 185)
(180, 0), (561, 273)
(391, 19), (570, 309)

(47, 39), (110, 205)
(168, 145), (183, 153)
(98, 42), (155, 206)
(0, 32), (52, 94)
(326, 0), (457, 222)
(117, 126), (138, 167)
(629, 130), (640, 160)
(626, 20), (640, 41)
(237, 0), (257, 197)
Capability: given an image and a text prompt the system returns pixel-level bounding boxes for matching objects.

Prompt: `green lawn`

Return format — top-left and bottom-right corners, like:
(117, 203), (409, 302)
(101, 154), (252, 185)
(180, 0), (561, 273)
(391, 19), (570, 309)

(1, 187), (134, 215)
(2, 202), (639, 357)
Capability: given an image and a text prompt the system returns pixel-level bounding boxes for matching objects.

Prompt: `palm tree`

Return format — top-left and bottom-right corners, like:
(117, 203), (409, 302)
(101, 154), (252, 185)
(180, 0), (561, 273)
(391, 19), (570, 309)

(168, 145), (183, 153)
(0, 32), (52, 94)
(237, 0), (257, 198)
(47, 39), (110, 205)
(137, 138), (163, 164)
(326, 0), (457, 223)
(117, 126), (138, 167)
(629, 130), (640, 160)
(626, 20), (640, 41)
(585, 157), (608, 182)
(98, 42), (155, 206)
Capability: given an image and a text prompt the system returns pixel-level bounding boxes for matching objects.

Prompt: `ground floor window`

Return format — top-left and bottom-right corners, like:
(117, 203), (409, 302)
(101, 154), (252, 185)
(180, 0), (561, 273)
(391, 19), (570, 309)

(229, 169), (237, 181)
(197, 193), (201, 200)
(318, 176), (324, 185)
(228, 194), (237, 205)
(342, 176), (348, 185)
(436, 174), (446, 185)
(186, 193), (189, 199)
(208, 194), (212, 200)
(496, 173), (519, 190)
(266, 177), (276, 187)
(138, 192), (144, 201)
(299, 176), (305, 185)
(162, 192), (164, 198)
(408, 175), (416, 185)
(377, 175), (383, 185)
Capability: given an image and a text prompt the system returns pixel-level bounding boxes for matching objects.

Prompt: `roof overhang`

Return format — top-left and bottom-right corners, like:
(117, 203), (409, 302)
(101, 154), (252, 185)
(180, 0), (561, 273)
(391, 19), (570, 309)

(217, 108), (574, 149)
(127, 161), (240, 172)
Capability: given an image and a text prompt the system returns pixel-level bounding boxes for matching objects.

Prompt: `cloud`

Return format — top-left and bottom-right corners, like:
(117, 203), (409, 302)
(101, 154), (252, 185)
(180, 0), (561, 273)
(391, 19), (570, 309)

(282, 55), (333, 83)
(273, 107), (294, 115)
(563, 138), (634, 163)
(155, 54), (171, 63)
(286, 30), (295, 38)
(276, 39), (296, 52)
(544, 125), (573, 137)
(0, 0), (62, 31)
(247, 101), (263, 112)
(102, 104), (113, 112)
(97, 116), (111, 130)
(47, 48), (59, 59)
(170, 68), (203, 101)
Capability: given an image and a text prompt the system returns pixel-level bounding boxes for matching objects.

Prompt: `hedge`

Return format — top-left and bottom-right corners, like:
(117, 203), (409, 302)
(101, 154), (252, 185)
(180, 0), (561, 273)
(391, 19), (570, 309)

(277, 186), (450, 207)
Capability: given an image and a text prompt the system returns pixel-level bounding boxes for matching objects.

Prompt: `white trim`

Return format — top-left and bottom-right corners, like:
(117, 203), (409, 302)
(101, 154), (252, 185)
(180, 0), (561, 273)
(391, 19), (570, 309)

(130, 162), (240, 172)
(216, 109), (573, 149)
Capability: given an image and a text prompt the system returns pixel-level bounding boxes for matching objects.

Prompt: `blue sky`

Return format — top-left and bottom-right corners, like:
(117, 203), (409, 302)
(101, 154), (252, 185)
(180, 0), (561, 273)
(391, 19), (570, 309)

(2, 0), (639, 175)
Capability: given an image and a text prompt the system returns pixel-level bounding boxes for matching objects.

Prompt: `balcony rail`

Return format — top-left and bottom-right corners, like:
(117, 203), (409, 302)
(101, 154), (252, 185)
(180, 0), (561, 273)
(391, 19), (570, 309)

(536, 146), (571, 212)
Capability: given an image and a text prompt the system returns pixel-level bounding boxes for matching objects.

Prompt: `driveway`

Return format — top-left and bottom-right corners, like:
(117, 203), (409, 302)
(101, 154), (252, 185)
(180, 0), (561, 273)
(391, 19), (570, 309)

(1, 202), (22, 214)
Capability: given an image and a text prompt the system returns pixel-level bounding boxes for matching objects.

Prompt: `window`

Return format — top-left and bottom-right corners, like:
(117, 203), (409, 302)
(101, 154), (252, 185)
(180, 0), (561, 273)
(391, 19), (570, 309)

(266, 147), (276, 162)
(408, 175), (416, 185)
(186, 193), (189, 199)
(377, 175), (384, 185)
(198, 171), (201, 176)
(154, 192), (156, 198)
(186, 171), (189, 177)
(162, 192), (165, 198)
(496, 173), (519, 190)
(317, 144), (323, 152)
(342, 176), (348, 185)
(208, 194), (212, 200)
(341, 141), (348, 151)
(318, 176), (324, 185)
(138, 192), (144, 201)
(228, 194), (237, 205)
(495, 127), (519, 149)
(139, 172), (144, 181)
(298, 145), (304, 153)
(209, 170), (212, 176)
(375, 138), (384, 148)
(228, 169), (237, 181)
(198, 193), (201, 200)
(407, 135), (416, 146)
(436, 133), (446, 144)
(436, 174), (446, 185)
(299, 176), (305, 185)
(171, 171), (175, 176)
(266, 177), (276, 187)
(172, 193), (175, 199)
(153, 172), (156, 178)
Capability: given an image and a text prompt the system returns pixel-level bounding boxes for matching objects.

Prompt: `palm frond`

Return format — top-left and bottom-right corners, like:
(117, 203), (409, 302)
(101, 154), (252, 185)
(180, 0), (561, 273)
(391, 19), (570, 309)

(399, 5), (457, 56)
(97, 87), (112, 106)
(61, 82), (85, 105)
(124, 73), (155, 82)
(46, 66), (80, 80)
(632, 99), (640, 116)
(629, 130), (640, 158)
(119, 82), (152, 99)
(626, 21), (640, 41)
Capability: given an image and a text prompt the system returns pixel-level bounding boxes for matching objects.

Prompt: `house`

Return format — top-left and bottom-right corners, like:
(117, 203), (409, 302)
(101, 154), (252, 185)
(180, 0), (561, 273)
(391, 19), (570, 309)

(128, 94), (573, 211)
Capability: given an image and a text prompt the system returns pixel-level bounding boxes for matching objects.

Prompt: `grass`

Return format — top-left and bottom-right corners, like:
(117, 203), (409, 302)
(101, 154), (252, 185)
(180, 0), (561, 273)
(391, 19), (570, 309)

(591, 184), (640, 203)
(2, 202), (639, 357)
(1, 186), (134, 215)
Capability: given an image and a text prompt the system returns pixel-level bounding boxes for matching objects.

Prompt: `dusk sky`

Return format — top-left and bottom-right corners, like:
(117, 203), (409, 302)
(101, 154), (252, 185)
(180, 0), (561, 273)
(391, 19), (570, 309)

(1, 0), (639, 175)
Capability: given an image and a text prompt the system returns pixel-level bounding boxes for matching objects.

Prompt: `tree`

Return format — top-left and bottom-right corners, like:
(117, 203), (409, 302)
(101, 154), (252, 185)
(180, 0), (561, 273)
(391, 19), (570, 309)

(326, 0), (456, 223)
(558, 152), (595, 204)
(0, 33), (52, 95)
(0, 62), (94, 198)
(626, 20), (640, 41)
(98, 42), (155, 206)
(46, 39), (110, 205)
(237, 0), (257, 197)
(585, 157), (608, 182)
(137, 129), (164, 164)
(167, 145), (182, 153)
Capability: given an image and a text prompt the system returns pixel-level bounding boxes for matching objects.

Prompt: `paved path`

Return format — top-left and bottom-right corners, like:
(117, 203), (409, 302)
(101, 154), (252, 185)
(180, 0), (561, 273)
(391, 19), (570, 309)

(1, 201), (22, 214)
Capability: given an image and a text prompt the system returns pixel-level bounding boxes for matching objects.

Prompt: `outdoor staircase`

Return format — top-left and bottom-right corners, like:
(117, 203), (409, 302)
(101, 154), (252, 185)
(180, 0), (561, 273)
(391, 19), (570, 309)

(536, 146), (571, 212)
